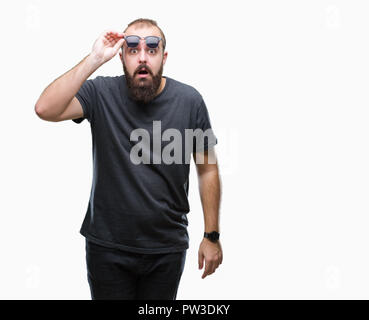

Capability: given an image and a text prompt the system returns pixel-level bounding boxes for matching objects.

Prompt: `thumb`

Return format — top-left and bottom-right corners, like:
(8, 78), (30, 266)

(198, 251), (204, 270)
(113, 38), (125, 52)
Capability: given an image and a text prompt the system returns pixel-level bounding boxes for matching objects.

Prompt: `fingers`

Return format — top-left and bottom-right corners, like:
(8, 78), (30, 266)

(202, 259), (215, 279)
(198, 251), (204, 270)
(103, 30), (125, 38)
(101, 31), (125, 53)
(201, 253), (222, 279)
(113, 38), (125, 51)
(102, 30), (125, 45)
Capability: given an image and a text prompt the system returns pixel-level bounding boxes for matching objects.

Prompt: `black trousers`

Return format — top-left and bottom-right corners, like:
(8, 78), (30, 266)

(85, 238), (187, 300)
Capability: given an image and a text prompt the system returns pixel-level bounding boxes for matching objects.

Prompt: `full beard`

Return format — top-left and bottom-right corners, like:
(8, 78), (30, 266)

(123, 62), (163, 104)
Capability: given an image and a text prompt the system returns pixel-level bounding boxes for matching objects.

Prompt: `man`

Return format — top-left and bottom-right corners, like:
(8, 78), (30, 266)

(35, 18), (222, 300)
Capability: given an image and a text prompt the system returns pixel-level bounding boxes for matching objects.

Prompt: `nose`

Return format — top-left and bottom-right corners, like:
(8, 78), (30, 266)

(138, 40), (148, 64)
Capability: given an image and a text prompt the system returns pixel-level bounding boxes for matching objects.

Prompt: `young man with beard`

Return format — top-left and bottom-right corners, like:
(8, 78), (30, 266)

(35, 18), (223, 300)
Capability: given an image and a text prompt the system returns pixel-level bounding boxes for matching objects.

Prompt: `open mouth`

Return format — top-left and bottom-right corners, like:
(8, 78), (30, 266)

(137, 68), (150, 77)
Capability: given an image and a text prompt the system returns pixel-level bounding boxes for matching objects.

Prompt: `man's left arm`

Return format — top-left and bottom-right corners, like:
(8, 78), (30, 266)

(194, 148), (223, 279)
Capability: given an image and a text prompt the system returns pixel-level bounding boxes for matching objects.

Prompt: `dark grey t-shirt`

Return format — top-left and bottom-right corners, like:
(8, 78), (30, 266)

(73, 75), (217, 254)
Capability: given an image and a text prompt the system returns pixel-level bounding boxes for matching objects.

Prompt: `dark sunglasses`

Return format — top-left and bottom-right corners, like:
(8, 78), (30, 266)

(124, 35), (162, 49)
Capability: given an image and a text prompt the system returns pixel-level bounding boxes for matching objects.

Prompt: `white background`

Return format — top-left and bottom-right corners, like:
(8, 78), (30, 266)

(0, 0), (368, 299)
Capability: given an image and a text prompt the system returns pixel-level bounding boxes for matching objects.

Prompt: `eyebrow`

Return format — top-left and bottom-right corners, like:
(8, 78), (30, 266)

(125, 35), (160, 38)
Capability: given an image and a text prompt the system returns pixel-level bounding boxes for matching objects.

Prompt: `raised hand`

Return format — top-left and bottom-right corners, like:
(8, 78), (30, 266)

(90, 30), (125, 65)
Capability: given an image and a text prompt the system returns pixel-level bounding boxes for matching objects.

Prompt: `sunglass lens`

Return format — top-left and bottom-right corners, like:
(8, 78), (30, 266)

(146, 37), (160, 48)
(125, 36), (140, 47)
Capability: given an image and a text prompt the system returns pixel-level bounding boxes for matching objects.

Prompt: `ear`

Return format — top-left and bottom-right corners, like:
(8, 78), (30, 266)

(162, 51), (168, 66)
(119, 49), (124, 63)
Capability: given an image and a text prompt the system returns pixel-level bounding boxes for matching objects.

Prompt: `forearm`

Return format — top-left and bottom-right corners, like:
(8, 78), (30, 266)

(198, 166), (221, 233)
(35, 53), (101, 119)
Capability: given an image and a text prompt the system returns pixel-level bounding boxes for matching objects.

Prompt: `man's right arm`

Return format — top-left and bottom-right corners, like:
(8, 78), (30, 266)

(34, 30), (125, 122)
(34, 54), (101, 122)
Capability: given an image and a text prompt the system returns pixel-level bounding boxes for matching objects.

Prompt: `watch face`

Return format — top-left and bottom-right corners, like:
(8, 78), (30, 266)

(210, 232), (219, 240)
(204, 231), (219, 242)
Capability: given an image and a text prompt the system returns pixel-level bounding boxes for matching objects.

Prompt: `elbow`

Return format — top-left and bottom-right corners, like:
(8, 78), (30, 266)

(34, 103), (58, 122)
(35, 103), (44, 119)
(35, 103), (49, 121)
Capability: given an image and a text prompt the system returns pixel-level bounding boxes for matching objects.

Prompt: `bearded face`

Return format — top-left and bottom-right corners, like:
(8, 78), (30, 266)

(119, 25), (167, 103)
(123, 59), (163, 104)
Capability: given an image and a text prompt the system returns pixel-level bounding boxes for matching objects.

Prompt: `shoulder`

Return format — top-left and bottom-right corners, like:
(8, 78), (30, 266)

(86, 75), (123, 93)
(91, 75), (121, 85)
(167, 77), (203, 107)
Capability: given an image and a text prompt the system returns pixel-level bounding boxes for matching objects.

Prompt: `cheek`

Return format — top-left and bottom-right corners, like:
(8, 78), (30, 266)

(150, 57), (163, 71)
(123, 58), (136, 71)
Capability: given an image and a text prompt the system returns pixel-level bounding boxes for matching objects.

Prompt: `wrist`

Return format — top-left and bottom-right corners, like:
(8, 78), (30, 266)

(204, 231), (220, 243)
(86, 53), (104, 70)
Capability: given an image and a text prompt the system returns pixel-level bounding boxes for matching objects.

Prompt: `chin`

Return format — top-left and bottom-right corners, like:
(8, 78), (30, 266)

(136, 79), (151, 86)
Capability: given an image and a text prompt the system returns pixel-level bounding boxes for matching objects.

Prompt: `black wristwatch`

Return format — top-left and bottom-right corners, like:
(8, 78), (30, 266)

(204, 231), (220, 243)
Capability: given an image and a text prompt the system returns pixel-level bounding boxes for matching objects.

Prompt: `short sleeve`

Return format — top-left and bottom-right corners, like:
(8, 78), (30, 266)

(72, 78), (97, 124)
(193, 98), (218, 153)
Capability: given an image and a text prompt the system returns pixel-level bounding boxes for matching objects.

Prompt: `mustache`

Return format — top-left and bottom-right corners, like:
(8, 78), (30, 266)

(134, 64), (152, 76)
